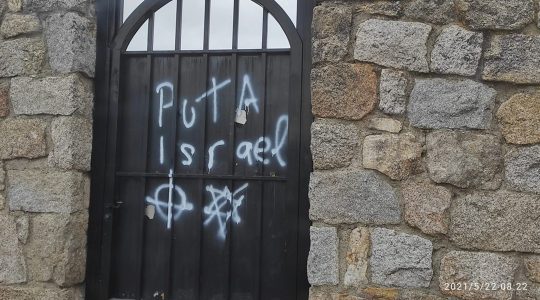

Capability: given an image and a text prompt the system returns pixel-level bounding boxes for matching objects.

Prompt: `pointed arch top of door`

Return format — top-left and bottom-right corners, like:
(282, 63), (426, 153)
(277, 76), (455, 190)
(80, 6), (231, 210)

(112, 0), (302, 52)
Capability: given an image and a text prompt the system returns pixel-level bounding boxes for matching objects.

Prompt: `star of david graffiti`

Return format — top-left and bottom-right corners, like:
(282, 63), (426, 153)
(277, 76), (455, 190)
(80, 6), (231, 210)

(203, 183), (249, 240)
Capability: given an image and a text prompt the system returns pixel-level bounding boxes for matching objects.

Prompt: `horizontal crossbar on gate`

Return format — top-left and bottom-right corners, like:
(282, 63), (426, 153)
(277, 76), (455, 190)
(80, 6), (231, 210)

(122, 49), (291, 56)
(115, 171), (288, 181)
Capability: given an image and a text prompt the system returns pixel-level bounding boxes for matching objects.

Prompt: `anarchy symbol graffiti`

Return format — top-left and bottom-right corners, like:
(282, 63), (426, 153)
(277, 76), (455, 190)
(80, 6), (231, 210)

(145, 183), (194, 229)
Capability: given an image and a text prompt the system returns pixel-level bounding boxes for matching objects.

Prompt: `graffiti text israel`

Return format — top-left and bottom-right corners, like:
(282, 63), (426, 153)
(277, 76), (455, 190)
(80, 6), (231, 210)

(146, 74), (288, 238)
(155, 75), (288, 170)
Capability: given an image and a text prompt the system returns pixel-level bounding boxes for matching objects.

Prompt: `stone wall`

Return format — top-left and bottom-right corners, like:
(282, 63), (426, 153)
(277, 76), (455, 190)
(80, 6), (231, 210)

(309, 1), (540, 299)
(0, 0), (95, 299)
(1, 0), (539, 299)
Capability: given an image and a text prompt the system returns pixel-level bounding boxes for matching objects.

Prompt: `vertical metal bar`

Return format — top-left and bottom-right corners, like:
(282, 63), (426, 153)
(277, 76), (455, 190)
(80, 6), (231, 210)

(288, 32), (305, 300)
(227, 52), (239, 299)
(230, 54), (239, 176)
(98, 50), (121, 300)
(135, 54), (153, 299)
(167, 169), (174, 229)
(203, 0), (211, 50)
(226, 178), (234, 300)
(232, 0), (240, 50)
(260, 54), (268, 175)
(167, 53), (182, 298)
(118, 0), (125, 26)
(257, 52), (268, 299)
(262, 9), (268, 50)
(86, 0), (118, 297)
(148, 14), (155, 51)
(134, 13), (158, 298)
(296, 1), (314, 298)
(175, 0), (183, 51)
(197, 53), (210, 299)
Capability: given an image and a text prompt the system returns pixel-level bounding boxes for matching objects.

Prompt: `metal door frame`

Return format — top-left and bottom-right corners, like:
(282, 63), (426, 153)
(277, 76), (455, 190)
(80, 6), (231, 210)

(86, 0), (314, 299)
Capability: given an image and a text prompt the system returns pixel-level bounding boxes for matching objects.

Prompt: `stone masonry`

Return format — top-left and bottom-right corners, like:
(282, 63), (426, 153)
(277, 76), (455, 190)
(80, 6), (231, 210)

(1, 0), (539, 299)
(309, 1), (540, 299)
(0, 0), (94, 298)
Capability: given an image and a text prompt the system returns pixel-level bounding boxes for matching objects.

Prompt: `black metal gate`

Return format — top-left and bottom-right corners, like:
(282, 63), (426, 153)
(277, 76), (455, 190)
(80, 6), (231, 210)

(86, 0), (313, 299)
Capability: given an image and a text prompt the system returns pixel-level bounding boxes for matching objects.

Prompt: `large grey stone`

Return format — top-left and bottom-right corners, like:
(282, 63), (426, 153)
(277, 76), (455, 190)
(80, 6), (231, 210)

(0, 118), (47, 159)
(8, 170), (88, 213)
(439, 251), (518, 299)
(44, 12), (96, 77)
(311, 63), (377, 120)
(402, 180), (452, 235)
(24, 0), (86, 11)
(505, 145), (540, 193)
(431, 25), (483, 76)
(10, 74), (93, 116)
(497, 92), (540, 145)
(483, 34), (540, 84)
(362, 133), (423, 180)
(354, 20), (431, 72)
(26, 212), (87, 286)
(456, 0), (535, 30)
(408, 78), (496, 129)
(0, 37), (45, 77)
(307, 226), (339, 286)
(344, 227), (370, 287)
(0, 285), (83, 300)
(379, 69), (408, 115)
(49, 117), (93, 171)
(404, 0), (456, 24)
(426, 131), (502, 189)
(370, 228), (433, 288)
(0, 13), (40, 38)
(450, 190), (540, 253)
(312, 4), (351, 63)
(0, 214), (26, 284)
(309, 170), (401, 224)
(311, 119), (358, 170)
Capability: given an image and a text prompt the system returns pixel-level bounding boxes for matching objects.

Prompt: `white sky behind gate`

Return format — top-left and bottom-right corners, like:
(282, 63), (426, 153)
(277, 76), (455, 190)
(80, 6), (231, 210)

(122, 0), (297, 51)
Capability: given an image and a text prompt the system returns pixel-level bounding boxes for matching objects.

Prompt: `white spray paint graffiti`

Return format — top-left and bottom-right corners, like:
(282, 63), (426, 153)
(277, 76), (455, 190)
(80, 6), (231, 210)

(182, 99), (196, 129)
(156, 82), (174, 165)
(271, 115), (288, 167)
(156, 82), (174, 127)
(145, 172), (194, 230)
(237, 75), (259, 113)
(234, 115), (288, 167)
(180, 143), (195, 166)
(177, 118), (289, 169)
(203, 183), (249, 239)
(147, 73), (287, 238)
(180, 75), (258, 129)
(159, 136), (165, 164)
(207, 140), (225, 171)
(195, 78), (232, 123)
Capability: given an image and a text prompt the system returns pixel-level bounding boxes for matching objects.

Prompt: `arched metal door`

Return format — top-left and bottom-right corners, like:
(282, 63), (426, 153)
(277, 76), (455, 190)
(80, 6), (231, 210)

(87, 0), (312, 299)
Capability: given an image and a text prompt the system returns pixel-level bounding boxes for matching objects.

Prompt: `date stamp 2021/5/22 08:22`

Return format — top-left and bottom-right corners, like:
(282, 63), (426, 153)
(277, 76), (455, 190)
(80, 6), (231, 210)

(441, 282), (529, 292)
